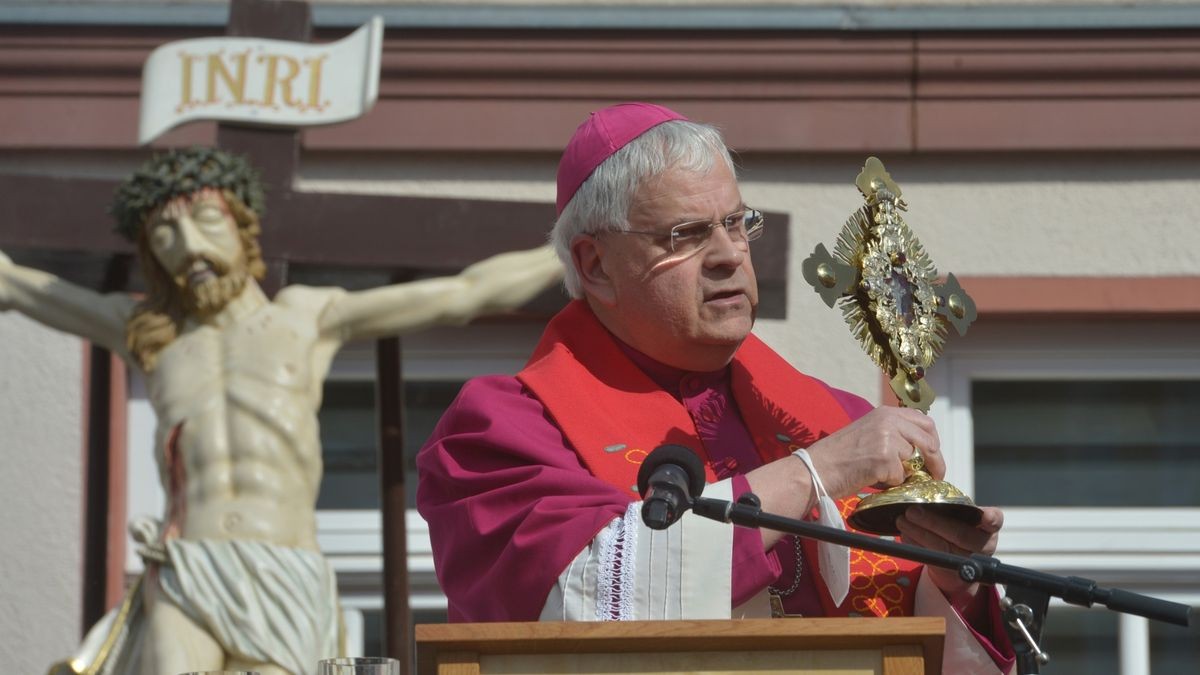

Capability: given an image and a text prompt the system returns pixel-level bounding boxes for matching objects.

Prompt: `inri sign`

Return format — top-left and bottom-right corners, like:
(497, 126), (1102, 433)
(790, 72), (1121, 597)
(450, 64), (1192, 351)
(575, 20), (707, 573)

(138, 17), (384, 145)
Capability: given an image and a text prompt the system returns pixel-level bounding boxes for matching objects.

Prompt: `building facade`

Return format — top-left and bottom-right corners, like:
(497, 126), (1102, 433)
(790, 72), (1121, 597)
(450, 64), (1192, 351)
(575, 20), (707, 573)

(2, 1), (1199, 672)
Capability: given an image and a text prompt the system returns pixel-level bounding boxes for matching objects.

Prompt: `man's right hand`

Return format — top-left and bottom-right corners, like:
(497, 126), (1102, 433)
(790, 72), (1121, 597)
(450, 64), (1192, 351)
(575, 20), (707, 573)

(744, 406), (944, 550)
(805, 407), (945, 501)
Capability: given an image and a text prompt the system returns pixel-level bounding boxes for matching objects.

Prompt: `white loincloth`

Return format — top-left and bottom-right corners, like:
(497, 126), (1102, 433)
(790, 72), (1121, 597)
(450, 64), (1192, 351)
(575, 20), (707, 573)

(51, 522), (340, 675)
(159, 537), (340, 675)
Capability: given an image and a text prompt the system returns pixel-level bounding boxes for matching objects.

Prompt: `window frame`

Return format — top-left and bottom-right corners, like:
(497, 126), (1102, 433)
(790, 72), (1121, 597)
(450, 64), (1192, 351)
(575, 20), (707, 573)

(923, 324), (1200, 672)
(927, 339), (1200, 582)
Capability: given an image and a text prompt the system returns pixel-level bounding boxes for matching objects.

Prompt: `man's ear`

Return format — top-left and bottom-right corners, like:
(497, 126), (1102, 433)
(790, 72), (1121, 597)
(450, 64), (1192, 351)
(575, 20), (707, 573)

(570, 233), (616, 306)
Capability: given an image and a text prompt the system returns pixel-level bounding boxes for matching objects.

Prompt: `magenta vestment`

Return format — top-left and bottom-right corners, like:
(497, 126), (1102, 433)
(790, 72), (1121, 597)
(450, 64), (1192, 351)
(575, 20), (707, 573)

(416, 335), (1013, 672)
(417, 356), (859, 621)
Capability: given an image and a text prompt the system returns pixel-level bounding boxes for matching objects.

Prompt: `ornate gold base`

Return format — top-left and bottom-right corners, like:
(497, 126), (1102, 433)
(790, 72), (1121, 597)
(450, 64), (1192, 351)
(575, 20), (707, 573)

(847, 471), (983, 536)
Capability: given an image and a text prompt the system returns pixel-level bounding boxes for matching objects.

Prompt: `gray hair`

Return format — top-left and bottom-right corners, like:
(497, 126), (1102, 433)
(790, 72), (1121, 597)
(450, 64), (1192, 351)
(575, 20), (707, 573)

(551, 119), (737, 298)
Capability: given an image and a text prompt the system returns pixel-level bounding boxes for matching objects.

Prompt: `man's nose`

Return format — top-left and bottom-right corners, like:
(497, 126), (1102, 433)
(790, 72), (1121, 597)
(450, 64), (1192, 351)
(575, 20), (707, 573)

(703, 225), (745, 267)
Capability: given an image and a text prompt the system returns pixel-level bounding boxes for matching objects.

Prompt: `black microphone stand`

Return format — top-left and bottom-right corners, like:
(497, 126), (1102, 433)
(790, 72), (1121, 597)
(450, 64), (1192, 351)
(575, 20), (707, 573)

(690, 493), (1192, 675)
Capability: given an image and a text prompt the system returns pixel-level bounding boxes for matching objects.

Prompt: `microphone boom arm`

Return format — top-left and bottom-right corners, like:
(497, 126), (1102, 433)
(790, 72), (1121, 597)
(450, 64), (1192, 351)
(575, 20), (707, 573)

(691, 492), (1190, 674)
(634, 444), (1190, 674)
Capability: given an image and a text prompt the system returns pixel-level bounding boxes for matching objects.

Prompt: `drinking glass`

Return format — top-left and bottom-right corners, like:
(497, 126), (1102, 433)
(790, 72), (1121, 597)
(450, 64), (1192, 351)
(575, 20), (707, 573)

(318, 657), (401, 675)
(176, 671), (261, 675)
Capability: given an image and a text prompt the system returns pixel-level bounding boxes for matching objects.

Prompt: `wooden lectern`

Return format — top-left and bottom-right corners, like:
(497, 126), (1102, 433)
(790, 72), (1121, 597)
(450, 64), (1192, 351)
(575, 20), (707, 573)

(416, 618), (945, 675)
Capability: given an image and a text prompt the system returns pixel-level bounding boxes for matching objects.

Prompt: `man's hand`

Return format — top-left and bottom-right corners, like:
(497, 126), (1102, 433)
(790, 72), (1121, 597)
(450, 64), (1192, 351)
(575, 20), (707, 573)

(745, 407), (943, 551)
(805, 407), (945, 501)
(897, 505), (1004, 607)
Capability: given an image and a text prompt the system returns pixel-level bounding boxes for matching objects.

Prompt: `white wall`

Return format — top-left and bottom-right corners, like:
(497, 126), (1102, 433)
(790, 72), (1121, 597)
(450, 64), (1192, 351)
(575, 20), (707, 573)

(300, 151), (1200, 401)
(0, 313), (85, 671)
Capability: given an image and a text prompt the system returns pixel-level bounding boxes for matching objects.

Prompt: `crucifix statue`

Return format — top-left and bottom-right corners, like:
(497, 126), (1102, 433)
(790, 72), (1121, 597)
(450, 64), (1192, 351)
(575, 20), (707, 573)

(3, 145), (559, 675)
(0, 2), (564, 674)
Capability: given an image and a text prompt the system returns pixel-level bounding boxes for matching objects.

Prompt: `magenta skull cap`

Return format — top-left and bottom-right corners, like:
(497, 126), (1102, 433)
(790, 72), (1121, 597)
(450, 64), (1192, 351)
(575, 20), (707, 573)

(555, 102), (688, 216)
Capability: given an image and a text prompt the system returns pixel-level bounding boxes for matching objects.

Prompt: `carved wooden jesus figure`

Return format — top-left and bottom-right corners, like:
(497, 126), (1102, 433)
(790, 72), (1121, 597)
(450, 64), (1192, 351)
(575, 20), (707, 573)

(0, 147), (562, 675)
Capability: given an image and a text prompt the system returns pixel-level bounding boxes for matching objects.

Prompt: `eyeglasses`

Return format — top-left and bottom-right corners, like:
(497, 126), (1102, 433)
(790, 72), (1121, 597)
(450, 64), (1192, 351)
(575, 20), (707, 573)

(612, 208), (765, 255)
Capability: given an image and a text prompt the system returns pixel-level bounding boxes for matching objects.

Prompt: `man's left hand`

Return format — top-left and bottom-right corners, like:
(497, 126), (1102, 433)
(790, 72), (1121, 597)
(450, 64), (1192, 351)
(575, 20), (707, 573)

(896, 505), (1004, 608)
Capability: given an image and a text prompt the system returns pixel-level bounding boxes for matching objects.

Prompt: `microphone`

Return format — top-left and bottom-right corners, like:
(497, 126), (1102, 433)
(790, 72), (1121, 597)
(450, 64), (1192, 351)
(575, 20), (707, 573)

(637, 445), (706, 530)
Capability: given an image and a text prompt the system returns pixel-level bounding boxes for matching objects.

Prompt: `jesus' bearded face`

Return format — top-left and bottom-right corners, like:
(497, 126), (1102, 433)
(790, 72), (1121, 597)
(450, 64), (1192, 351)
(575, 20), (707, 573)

(146, 189), (250, 317)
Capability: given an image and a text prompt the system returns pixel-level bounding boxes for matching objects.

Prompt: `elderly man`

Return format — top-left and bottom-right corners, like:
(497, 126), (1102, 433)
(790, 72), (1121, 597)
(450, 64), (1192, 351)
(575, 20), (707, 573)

(417, 103), (1014, 673)
(0, 147), (561, 675)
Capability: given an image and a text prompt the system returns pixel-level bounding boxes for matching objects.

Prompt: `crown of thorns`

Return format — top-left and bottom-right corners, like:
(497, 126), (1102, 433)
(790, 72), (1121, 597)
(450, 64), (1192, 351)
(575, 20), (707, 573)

(110, 146), (265, 241)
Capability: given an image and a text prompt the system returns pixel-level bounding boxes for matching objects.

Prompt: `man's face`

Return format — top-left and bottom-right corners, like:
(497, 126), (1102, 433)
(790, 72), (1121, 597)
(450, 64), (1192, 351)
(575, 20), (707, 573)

(147, 189), (248, 315)
(585, 161), (759, 371)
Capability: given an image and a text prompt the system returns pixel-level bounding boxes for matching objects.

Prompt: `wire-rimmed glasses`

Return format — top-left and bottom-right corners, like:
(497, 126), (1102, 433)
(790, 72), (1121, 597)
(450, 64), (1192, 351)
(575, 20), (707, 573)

(610, 208), (764, 256)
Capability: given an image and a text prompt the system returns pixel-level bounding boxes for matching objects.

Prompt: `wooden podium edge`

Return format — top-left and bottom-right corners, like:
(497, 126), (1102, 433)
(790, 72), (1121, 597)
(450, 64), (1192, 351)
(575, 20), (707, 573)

(416, 617), (945, 675)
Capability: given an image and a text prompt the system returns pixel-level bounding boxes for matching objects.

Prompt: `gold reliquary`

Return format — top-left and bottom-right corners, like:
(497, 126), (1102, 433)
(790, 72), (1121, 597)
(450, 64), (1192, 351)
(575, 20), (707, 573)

(802, 157), (982, 536)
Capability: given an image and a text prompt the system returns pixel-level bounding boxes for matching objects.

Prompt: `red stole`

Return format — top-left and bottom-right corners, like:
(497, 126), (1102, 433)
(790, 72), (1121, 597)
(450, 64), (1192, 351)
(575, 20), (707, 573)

(518, 300), (920, 617)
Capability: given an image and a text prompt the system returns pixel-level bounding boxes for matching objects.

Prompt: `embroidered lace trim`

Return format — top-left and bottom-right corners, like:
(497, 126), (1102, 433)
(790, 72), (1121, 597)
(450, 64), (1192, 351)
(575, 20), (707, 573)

(596, 505), (639, 621)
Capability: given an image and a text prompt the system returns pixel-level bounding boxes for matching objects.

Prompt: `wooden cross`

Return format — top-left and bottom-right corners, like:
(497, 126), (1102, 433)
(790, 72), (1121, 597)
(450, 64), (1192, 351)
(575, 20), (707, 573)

(0, 1), (552, 670)
(0, 0), (791, 670)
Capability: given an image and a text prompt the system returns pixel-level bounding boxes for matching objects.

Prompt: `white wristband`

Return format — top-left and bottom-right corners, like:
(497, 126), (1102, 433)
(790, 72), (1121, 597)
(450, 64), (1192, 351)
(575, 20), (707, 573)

(791, 447), (850, 606)
(792, 447), (831, 508)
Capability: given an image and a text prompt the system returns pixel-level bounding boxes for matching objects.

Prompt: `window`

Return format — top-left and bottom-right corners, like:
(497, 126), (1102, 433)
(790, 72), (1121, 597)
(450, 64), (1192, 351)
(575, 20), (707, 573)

(926, 320), (1200, 673)
(316, 379), (467, 512)
(317, 323), (545, 647)
(972, 379), (1200, 507)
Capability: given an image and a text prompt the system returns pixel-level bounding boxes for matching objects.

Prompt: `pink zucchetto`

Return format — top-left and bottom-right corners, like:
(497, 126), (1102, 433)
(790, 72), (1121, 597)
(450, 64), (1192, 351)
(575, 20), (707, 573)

(555, 102), (688, 216)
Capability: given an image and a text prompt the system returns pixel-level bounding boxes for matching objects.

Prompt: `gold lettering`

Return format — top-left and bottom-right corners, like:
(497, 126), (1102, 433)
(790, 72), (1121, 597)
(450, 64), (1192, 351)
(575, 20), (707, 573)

(259, 54), (303, 108)
(304, 55), (328, 110)
(178, 52), (201, 109)
(206, 50), (249, 104)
